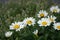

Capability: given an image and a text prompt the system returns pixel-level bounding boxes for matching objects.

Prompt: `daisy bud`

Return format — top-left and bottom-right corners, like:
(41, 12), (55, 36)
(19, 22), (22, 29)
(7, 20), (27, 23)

(5, 31), (13, 37)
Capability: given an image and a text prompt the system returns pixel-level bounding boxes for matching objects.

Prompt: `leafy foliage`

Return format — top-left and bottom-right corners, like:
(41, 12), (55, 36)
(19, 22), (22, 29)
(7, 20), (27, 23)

(0, 0), (60, 40)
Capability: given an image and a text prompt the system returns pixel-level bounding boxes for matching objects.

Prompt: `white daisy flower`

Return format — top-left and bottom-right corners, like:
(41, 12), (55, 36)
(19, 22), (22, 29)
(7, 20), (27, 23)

(37, 18), (51, 27)
(5, 31), (13, 37)
(37, 10), (48, 18)
(53, 23), (60, 30)
(33, 30), (38, 35)
(23, 17), (36, 26)
(10, 22), (25, 31)
(50, 6), (60, 13)
(48, 15), (56, 23)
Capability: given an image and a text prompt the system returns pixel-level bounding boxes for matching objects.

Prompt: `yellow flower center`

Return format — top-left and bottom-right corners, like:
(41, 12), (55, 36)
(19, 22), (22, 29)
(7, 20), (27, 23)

(14, 24), (20, 29)
(40, 13), (44, 17)
(57, 26), (60, 29)
(42, 21), (47, 26)
(50, 18), (53, 22)
(53, 9), (57, 13)
(26, 20), (32, 24)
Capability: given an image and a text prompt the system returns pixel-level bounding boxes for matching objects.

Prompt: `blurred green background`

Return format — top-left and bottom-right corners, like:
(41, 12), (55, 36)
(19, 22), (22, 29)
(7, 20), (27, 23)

(0, 0), (60, 40)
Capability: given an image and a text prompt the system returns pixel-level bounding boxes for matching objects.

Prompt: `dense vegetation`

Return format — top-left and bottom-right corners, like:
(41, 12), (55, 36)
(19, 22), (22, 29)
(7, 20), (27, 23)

(0, 0), (60, 40)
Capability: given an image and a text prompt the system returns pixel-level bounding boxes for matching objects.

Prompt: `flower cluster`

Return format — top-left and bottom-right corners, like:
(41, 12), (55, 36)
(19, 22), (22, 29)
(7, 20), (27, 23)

(5, 6), (60, 37)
